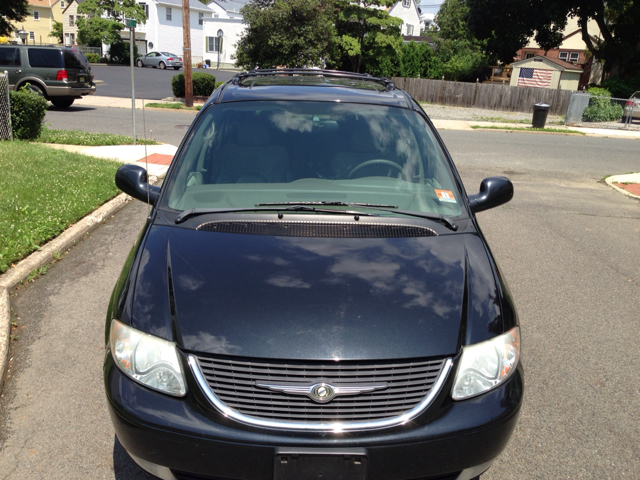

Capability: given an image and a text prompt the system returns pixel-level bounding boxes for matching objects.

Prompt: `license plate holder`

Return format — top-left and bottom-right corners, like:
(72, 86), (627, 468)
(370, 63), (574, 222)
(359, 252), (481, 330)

(274, 447), (367, 480)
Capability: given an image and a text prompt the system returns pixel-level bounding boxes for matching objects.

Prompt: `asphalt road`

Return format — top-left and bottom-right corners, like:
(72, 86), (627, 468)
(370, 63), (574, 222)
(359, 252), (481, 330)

(91, 65), (238, 100)
(0, 127), (639, 479)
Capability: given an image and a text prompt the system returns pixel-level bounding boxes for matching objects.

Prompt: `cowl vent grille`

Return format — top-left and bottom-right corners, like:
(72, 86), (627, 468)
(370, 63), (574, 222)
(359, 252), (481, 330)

(196, 221), (437, 238)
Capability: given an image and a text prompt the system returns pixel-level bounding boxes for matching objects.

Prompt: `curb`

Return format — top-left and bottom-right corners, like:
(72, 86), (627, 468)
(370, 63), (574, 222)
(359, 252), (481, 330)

(605, 175), (640, 200)
(0, 191), (132, 393)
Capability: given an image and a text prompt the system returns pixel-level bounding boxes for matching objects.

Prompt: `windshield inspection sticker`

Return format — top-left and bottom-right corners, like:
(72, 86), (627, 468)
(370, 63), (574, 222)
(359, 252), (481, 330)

(435, 189), (457, 203)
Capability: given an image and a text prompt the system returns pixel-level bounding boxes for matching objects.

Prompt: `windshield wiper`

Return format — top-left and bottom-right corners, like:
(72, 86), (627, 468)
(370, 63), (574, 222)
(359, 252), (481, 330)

(174, 206), (377, 224)
(256, 202), (458, 231)
(256, 201), (399, 208)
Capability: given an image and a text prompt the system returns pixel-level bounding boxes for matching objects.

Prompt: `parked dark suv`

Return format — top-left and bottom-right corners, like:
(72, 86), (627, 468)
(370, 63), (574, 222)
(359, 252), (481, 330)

(108, 69), (523, 480)
(0, 44), (95, 108)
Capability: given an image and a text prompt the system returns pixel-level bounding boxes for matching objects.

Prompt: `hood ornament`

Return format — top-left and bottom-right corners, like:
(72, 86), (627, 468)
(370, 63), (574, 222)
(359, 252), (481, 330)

(255, 381), (387, 404)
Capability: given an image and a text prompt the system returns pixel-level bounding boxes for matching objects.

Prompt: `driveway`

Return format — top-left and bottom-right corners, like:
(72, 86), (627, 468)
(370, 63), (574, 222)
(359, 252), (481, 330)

(0, 132), (639, 479)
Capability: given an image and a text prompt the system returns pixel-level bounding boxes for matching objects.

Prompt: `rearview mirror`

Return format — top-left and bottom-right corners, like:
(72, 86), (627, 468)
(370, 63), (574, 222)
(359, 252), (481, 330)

(115, 164), (160, 205)
(468, 176), (513, 213)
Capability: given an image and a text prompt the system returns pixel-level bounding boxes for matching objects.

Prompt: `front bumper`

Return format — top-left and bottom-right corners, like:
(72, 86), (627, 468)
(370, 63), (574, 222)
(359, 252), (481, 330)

(105, 351), (523, 480)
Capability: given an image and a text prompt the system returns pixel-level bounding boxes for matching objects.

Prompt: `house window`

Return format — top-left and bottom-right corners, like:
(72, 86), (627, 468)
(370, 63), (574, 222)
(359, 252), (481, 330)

(60, 0), (65, 6)
(406, 24), (414, 36)
(206, 36), (221, 53)
(70, 33), (75, 44)
(214, 14), (219, 18)
(569, 52), (579, 62)
(69, 15), (74, 26)
(525, 53), (535, 59)
(559, 51), (568, 61)
(140, 3), (149, 18)
(33, 10), (40, 20)
(166, 7), (172, 21)
(403, 0), (410, 7)
(199, 12), (204, 25)
(29, 31), (35, 41)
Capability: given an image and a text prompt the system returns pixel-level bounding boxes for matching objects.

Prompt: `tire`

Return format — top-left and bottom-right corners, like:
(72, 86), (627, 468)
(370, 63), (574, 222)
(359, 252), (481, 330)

(51, 97), (75, 108)
(159, 61), (166, 70)
(23, 82), (45, 97)
(137, 59), (144, 68)
(174, 66), (181, 70)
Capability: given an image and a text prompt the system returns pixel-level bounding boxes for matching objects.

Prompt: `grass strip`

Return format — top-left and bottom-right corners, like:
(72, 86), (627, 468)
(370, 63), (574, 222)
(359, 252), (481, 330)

(470, 125), (585, 135)
(36, 128), (159, 146)
(146, 102), (202, 111)
(0, 141), (121, 273)
(474, 116), (564, 125)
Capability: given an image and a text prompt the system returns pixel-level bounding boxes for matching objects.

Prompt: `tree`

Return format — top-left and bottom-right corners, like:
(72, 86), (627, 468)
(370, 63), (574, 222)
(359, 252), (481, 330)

(333, 0), (403, 73)
(465, 0), (640, 78)
(235, 0), (337, 69)
(0, 0), (28, 38)
(428, 0), (490, 81)
(50, 21), (63, 44)
(77, 0), (147, 46)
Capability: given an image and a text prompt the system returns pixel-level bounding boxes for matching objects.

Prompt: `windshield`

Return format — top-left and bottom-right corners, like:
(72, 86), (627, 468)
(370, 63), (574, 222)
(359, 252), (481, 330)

(163, 101), (463, 218)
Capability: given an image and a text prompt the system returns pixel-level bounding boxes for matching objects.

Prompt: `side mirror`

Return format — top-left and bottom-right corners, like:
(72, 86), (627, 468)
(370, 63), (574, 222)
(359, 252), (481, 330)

(115, 164), (160, 205)
(468, 176), (513, 213)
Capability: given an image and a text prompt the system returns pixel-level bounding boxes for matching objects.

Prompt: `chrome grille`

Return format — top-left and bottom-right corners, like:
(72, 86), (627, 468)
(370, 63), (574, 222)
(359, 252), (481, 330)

(194, 356), (447, 423)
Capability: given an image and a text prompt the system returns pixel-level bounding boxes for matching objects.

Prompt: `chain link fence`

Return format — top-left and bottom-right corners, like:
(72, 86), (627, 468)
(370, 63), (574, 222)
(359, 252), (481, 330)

(565, 91), (639, 130)
(0, 71), (12, 141)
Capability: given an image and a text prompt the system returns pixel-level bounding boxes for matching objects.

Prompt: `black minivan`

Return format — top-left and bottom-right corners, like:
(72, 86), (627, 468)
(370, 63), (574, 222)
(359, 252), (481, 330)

(0, 45), (95, 108)
(107, 69), (523, 480)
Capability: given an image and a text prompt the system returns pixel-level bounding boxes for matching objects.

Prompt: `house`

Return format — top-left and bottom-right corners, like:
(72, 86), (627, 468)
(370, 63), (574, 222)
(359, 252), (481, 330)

(388, 0), (421, 37)
(509, 55), (583, 91)
(207, 0), (245, 19)
(201, 1), (247, 69)
(114, 0), (215, 63)
(515, 17), (603, 89)
(61, 0), (85, 46)
(9, 0), (64, 45)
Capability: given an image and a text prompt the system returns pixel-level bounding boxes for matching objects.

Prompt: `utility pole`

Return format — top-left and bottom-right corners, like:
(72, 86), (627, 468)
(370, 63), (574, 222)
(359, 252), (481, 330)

(182, 0), (193, 107)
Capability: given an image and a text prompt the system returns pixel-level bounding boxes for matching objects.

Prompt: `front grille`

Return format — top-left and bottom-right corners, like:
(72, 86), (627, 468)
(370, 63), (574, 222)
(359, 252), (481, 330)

(197, 221), (437, 238)
(194, 355), (447, 423)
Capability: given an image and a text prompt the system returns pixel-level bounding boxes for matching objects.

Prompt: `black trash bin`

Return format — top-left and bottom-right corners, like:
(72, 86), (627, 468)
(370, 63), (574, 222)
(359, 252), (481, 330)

(205, 59), (211, 67)
(532, 103), (550, 128)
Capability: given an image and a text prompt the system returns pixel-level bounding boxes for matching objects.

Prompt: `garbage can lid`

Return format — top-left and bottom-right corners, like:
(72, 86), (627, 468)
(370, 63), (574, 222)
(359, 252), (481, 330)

(534, 103), (550, 107)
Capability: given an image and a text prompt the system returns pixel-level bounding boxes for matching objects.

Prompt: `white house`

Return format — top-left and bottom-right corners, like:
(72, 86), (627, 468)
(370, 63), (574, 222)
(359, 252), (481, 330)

(388, 0), (422, 37)
(116, 0), (214, 63)
(202, 17), (244, 69)
(207, 0), (245, 19)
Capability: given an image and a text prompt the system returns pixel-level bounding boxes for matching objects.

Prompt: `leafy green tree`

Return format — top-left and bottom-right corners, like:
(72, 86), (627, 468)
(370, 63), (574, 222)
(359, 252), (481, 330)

(235, 0), (336, 69)
(50, 21), (63, 44)
(465, 0), (640, 78)
(0, 0), (28, 37)
(333, 0), (403, 73)
(77, 0), (147, 45)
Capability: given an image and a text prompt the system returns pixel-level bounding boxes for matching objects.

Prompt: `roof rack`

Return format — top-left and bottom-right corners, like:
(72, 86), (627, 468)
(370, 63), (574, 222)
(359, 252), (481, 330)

(232, 68), (396, 91)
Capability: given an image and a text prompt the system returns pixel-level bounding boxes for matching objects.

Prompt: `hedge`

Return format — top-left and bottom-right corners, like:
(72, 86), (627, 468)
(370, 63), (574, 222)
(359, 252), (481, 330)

(171, 72), (217, 97)
(85, 53), (100, 63)
(10, 87), (49, 140)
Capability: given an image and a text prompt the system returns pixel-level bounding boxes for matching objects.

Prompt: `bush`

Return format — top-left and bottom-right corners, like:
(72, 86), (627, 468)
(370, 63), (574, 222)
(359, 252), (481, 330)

(9, 87), (49, 140)
(214, 81), (226, 89)
(582, 87), (624, 122)
(108, 40), (138, 65)
(171, 72), (217, 97)
(99, 56), (108, 63)
(85, 53), (100, 63)
(600, 77), (638, 100)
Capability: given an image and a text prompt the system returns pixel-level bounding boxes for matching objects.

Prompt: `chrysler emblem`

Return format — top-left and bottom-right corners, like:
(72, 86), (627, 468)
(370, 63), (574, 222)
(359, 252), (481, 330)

(255, 381), (387, 404)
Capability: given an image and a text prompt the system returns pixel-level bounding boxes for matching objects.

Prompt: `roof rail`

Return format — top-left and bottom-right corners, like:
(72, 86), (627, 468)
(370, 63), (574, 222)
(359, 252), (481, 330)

(232, 68), (395, 91)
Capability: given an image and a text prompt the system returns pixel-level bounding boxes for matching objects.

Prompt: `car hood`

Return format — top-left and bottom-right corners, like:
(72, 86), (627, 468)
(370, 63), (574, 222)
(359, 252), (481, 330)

(130, 224), (504, 361)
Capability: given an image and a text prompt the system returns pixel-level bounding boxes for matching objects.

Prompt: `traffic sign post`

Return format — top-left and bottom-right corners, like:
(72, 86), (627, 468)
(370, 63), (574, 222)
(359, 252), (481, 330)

(129, 25), (136, 145)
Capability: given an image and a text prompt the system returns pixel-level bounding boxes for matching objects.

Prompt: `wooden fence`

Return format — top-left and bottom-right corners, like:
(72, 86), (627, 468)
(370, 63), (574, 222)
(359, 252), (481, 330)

(392, 77), (572, 116)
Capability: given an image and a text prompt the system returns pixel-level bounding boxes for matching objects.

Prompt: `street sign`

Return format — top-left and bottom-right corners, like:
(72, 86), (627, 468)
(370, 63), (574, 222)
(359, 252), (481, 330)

(125, 19), (137, 28)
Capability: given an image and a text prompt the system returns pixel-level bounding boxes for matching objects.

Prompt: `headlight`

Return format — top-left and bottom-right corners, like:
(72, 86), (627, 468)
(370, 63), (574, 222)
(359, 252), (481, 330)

(452, 326), (520, 400)
(109, 319), (187, 397)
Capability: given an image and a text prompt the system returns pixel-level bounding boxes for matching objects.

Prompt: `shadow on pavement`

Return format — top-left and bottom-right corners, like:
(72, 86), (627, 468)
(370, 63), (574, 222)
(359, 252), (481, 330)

(113, 435), (157, 479)
(47, 105), (97, 112)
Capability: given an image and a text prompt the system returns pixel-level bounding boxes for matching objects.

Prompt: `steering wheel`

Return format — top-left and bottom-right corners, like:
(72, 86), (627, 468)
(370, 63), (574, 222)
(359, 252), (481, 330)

(347, 159), (404, 179)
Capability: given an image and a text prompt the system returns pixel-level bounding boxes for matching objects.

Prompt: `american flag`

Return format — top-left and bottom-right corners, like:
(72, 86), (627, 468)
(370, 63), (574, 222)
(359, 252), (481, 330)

(517, 68), (553, 88)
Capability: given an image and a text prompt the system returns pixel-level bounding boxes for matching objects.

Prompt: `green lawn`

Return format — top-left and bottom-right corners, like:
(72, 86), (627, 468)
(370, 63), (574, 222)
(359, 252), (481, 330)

(0, 141), (121, 273)
(36, 128), (159, 146)
(470, 125), (585, 135)
(146, 102), (202, 111)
